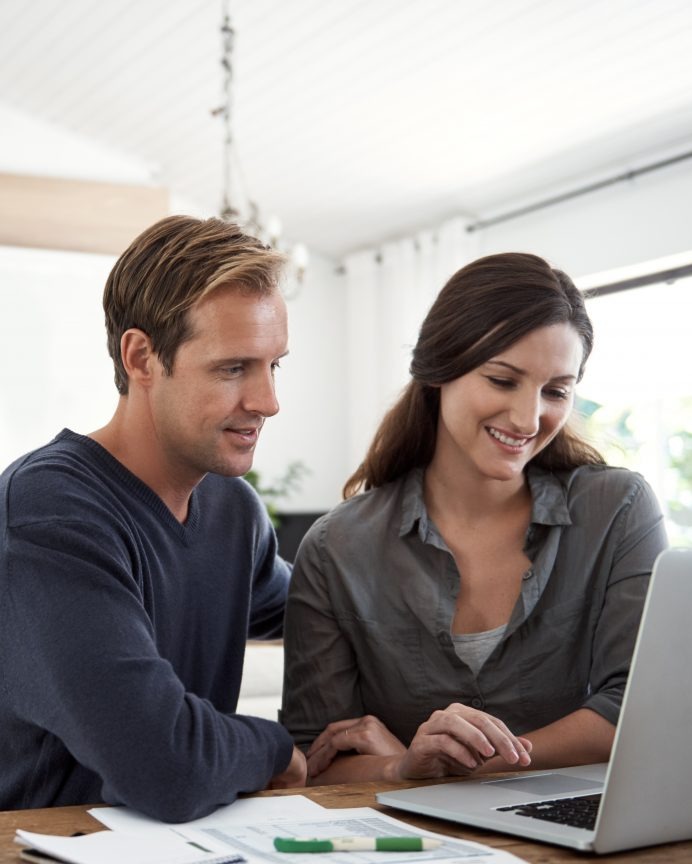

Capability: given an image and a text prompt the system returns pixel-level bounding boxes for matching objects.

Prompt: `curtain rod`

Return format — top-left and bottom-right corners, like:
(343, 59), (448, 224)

(584, 262), (692, 297)
(466, 149), (692, 233)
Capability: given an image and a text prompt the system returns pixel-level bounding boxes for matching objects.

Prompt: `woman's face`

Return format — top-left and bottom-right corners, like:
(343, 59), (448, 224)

(434, 323), (584, 486)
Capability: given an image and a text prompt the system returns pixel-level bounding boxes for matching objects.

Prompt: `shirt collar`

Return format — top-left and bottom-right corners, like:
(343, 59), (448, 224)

(399, 468), (428, 538)
(398, 463), (572, 539)
(526, 464), (572, 526)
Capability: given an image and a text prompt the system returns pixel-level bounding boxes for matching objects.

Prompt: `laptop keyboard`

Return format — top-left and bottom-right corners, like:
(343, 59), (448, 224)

(497, 793), (602, 830)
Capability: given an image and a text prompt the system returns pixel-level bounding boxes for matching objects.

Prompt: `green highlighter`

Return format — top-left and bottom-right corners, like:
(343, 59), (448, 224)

(273, 837), (442, 853)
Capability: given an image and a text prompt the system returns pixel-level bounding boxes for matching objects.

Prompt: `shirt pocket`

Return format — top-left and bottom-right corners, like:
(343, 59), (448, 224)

(516, 594), (593, 730)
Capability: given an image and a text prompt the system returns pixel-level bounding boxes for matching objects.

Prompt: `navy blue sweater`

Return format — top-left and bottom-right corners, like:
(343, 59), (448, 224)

(0, 430), (293, 821)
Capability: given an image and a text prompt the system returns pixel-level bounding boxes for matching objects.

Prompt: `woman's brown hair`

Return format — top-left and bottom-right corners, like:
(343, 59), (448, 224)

(344, 252), (604, 497)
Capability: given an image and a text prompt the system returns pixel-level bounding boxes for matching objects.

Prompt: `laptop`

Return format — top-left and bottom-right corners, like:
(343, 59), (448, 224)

(377, 548), (692, 854)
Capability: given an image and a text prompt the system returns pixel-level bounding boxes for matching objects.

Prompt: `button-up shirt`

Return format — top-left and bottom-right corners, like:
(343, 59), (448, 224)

(281, 465), (667, 747)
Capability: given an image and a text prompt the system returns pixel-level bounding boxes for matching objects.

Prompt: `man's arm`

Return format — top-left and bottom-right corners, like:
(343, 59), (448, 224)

(245, 487), (291, 641)
(2, 516), (296, 822)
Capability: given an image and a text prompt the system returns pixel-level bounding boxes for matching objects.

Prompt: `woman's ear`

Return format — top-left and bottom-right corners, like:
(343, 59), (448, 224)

(120, 329), (156, 387)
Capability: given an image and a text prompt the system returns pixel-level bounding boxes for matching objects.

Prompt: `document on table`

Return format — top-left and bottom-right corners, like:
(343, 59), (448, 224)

(91, 794), (326, 833)
(92, 803), (526, 864)
(15, 827), (245, 864)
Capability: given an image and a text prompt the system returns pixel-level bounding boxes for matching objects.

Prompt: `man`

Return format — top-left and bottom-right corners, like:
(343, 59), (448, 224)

(0, 215), (306, 821)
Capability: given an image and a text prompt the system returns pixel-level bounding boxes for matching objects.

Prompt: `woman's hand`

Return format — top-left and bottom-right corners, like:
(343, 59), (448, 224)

(306, 715), (406, 778)
(391, 702), (532, 780)
(268, 745), (308, 789)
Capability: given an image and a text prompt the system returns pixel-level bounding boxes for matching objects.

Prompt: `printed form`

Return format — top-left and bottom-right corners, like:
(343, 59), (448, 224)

(92, 800), (527, 864)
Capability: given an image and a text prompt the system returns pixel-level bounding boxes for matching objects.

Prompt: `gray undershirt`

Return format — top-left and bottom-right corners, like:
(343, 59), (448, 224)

(452, 623), (507, 677)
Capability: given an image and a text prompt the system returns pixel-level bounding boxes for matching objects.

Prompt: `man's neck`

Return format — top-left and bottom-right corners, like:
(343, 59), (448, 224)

(89, 402), (197, 523)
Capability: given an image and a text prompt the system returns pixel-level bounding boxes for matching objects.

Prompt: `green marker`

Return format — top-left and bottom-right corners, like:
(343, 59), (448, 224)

(273, 837), (442, 853)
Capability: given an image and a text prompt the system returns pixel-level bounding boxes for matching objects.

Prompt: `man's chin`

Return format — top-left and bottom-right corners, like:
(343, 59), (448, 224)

(203, 455), (255, 478)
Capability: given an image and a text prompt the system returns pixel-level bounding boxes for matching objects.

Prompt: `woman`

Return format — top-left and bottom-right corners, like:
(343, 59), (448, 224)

(281, 252), (667, 784)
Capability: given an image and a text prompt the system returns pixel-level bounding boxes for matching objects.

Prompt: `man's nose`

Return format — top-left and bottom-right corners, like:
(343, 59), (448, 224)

(243, 369), (280, 418)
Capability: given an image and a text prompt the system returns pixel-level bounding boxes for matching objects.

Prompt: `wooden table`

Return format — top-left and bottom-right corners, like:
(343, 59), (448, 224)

(1, 781), (689, 864)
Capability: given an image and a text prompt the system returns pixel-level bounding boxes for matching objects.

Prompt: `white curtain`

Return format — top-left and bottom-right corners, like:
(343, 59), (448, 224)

(343, 216), (480, 471)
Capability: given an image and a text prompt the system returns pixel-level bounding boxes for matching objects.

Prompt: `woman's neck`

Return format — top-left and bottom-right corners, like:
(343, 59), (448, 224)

(423, 456), (531, 527)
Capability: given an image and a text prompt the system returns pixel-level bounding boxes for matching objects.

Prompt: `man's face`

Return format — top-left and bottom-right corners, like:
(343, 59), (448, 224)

(148, 287), (288, 487)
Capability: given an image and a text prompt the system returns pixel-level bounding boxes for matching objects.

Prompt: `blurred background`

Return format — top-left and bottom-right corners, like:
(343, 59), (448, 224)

(2, 0), (692, 548)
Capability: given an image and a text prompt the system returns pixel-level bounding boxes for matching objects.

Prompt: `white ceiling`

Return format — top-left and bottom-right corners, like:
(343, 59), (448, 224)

(1, 0), (692, 259)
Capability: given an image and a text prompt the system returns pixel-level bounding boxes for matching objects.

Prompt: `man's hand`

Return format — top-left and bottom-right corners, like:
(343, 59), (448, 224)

(389, 703), (532, 781)
(307, 715), (406, 778)
(267, 746), (307, 789)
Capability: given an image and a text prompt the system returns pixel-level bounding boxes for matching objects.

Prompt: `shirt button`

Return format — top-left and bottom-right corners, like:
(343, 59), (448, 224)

(439, 631), (452, 646)
(522, 567), (534, 581)
(471, 697), (484, 709)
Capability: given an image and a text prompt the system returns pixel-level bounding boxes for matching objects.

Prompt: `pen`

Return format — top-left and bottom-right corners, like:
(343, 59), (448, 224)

(273, 837), (442, 853)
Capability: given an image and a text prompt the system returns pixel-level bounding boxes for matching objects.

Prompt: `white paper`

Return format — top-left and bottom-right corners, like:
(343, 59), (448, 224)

(15, 828), (244, 864)
(90, 794), (325, 834)
(179, 807), (526, 864)
(88, 801), (527, 864)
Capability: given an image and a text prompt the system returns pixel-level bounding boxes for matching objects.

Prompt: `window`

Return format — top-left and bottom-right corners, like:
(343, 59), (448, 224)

(579, 273), (692, 546)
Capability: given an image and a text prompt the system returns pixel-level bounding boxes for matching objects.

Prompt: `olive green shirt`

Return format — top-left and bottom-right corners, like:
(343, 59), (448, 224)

(281, 465), (667, 747)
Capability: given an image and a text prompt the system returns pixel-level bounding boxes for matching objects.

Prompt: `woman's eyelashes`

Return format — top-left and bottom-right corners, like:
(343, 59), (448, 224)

(544, 387), (570, 401)
(485, 376), (570, 401)
(486, 375), (516, 389)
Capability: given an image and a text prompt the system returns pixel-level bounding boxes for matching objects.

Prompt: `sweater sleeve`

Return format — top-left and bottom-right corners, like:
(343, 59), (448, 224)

(2, 511), (294, 822)
(243, 483), (291, 640)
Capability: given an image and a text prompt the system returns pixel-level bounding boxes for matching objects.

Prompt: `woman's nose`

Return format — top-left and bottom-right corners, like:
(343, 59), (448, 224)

(508, 390), (540, 435)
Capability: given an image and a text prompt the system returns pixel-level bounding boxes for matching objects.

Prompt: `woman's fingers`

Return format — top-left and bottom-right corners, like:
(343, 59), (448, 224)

(306, 741), (339, 777)
(306, 717), (362, 758)
(307, 705), (531, 781)
(399, 703), (532, 779)
(428, 704), (532, 766)
(483, 713), (532, 765)
(306, 715), (405, 777)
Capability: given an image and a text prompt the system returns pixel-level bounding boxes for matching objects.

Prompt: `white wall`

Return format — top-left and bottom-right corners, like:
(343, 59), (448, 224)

(251, 254), (348, 512)
(474, 155), (692, 279)
(0, 103), (153, 182)
(0, 246), (116, 464)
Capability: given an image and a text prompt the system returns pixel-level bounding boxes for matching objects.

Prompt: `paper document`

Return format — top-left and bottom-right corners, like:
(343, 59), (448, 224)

(176, 807), (526, 864)
(91, 794), (325, 834)
(15, 828), (244, 864)
(87, 801), (526, 864)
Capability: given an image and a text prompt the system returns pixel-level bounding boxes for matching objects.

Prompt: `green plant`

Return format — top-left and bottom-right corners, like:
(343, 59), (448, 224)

(244, 461), (308, 528)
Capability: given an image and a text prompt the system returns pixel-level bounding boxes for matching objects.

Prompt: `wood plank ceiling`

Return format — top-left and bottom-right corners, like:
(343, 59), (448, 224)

(0, 0), (691, 258)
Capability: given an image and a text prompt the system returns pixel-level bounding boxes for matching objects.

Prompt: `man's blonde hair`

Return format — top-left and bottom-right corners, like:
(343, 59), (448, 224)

(103, 215), (286, 394)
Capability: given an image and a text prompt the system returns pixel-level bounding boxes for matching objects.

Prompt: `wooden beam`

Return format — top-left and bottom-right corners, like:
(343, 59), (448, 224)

(0, 173), (169, 255)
